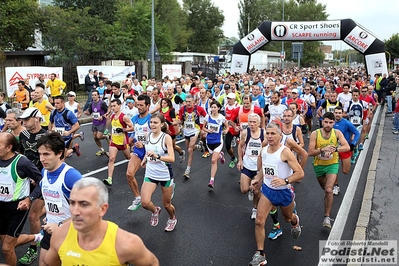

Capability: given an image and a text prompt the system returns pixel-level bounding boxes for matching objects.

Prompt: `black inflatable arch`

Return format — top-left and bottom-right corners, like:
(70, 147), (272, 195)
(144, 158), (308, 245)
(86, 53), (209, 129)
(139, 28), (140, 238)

(231, 19), (388, 76)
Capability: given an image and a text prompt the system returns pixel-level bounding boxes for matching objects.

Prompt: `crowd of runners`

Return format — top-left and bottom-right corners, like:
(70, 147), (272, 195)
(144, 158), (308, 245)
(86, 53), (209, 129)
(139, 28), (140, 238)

(0, 66), (398, 266)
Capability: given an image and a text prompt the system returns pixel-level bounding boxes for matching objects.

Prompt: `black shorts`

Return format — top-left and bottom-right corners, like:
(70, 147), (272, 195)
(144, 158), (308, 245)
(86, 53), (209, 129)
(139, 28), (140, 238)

(41, 230), (52, 250)
(0, 200), (29, 237)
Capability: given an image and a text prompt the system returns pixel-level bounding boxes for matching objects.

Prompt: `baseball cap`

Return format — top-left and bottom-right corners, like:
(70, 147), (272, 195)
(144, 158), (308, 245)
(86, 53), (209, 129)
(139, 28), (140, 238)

(224, 84), (231, 89)
(19, 108), (42, 120)
(292, 89), (299, 94)
(67, 91), (76, 97)
(146, 85), (154, 92)
(227, 92), (236, 99)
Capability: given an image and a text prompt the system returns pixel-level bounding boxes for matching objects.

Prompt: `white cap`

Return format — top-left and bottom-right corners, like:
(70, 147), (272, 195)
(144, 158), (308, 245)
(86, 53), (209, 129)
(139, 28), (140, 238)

(19, 108), (43, 120)
(146, 86), (154, 92)
(292, 89), (299, 93)
(227, 92), (236, 99)
(67, 91), (76, 97)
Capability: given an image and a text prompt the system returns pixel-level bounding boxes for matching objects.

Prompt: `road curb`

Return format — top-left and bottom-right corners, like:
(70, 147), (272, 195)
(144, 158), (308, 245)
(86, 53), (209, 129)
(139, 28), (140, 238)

(347, 105), (386, 266)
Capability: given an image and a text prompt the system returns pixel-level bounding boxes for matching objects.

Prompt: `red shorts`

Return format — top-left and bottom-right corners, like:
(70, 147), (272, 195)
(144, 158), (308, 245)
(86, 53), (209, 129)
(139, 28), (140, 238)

(110, 142), (128, 151)
(339, 150), (352, 160)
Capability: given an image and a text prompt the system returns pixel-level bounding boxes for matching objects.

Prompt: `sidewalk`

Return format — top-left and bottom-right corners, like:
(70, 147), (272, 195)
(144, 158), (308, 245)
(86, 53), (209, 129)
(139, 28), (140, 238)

(366, 110), (399, 242)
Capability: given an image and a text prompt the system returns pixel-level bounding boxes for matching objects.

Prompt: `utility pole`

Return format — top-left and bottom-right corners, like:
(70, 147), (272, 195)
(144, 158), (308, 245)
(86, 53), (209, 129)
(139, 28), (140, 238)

(281, 0), (285, 69)
(151, 0), (155, 78)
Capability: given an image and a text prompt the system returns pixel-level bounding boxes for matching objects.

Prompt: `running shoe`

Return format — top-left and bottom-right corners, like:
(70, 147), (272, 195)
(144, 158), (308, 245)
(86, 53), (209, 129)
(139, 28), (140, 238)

(103, 177), (112, 186)
(323, 216), (334, 229)
(176, 134), (184, 141)
(231, 136), (237, 148)
(393, 130), (399, 135)
(268, 226), (282, 240)
(183, 169), (190, 179)
(104, 129), (109, 135)
(365, 134), (369, 139)
(249, 251), (267, 266)
(79, 131), (84, 141)
(67, 153), (73, 158)
(333, 185), (340, 195)
(150, 206), (161, 226)
(291, 214), (301, 239)
(127, 197), (142, 211)
(165, 217), (177, 232)
(95, 150), (104, 156)
(104, 151), (110, 158)
(229, 157), (238, 168)
(208, 179), (214, 188)
(251, 208), (257, 220)
(179, 150), (186, 163)
(248, 189), (254, 201)
(19, 246), (38, 265)
(74, 143), (81, 157)
(219, 151), (225, 164)
(202, 151), (210, 158)
(358, 143), (364, 151)
(196, 141), (205, 152)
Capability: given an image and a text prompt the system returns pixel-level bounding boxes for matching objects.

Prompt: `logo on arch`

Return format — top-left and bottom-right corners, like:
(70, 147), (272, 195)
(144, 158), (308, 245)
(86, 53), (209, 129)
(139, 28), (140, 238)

(247, 34), (255, 41)
(240, 28), (268, 53)
(272, 24), (288, 38)
(359, 31), (368, 39)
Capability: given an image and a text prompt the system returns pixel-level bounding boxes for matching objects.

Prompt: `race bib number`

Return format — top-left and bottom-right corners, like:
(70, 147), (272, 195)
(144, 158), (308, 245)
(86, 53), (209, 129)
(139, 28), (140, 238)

(55, 127), (65, 135)
(45, 199), (62, 214)
(112, 128), (122, 135)
(350, 116), (361, 125)
(240, 123), (249, 130)
(208, 123), (220, 133)
(93, 112), (100, 120)
(263, 164), (278, 181)
(0, 182), (13, 199)
(137, 133), (147, 142)
(318, 150), (333, 161)
(327, 106), (336, 113)
(185, 121), (195, 129)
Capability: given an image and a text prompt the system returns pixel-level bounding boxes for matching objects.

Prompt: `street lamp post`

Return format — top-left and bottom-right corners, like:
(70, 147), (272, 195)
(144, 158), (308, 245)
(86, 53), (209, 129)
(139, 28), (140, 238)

(281, 0), (285, 69)
(151, 0), (155, 78)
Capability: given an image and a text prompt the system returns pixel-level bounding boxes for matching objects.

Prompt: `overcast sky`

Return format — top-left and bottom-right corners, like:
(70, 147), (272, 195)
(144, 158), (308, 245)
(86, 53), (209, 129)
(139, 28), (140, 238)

(214, 0), (398, 50)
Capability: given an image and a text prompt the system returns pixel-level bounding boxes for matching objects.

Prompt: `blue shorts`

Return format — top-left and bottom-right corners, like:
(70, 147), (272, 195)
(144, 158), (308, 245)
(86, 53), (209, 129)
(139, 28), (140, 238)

(241, 167), (258, 179)
(133, 146), (146, 160)
(64, 137), (72, 148)
(261, 183), (294, 207)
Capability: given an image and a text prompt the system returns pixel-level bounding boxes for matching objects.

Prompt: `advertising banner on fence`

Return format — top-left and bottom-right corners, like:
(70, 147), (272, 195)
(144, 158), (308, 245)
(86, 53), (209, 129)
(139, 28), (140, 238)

(271, 20), (341, 41)
(161, 65), (182, 79)
(5, 67), (63, 97)
(76, 66), (136, 84)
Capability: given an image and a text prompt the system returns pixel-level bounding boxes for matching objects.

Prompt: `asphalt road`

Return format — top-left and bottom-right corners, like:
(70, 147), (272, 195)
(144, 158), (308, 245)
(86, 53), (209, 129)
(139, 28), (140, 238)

(2, 116), (378, 266)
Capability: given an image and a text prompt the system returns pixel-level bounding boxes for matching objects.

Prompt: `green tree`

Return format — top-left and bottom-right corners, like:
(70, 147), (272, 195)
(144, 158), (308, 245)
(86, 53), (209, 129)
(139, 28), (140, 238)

(155, 0), (192, 52)
(237, 0), (328, 66)
(53, 0), (117, 24)
(183, 0), (224, 53)
(40, 6), (111, 65)
(385, 33), (399, 62)
(0, 0), (40, 50)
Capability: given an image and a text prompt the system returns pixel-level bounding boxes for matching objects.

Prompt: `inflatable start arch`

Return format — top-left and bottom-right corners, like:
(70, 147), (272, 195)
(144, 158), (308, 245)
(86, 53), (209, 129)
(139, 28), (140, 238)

(231, 19), (388, 76)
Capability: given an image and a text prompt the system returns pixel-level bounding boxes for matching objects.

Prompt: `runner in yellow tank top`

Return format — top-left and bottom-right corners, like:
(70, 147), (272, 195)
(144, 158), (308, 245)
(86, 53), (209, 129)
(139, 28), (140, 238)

(43, 178), (159, 266)
(308, 112), (350, 229)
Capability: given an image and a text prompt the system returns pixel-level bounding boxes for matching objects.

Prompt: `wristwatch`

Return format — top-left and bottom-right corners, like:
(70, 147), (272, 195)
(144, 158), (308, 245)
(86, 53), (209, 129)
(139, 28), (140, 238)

(157, 154), (161, 159)
(29, 196), (35, 203)
(285, 178), (289, 185)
